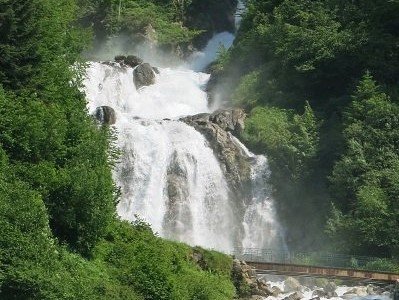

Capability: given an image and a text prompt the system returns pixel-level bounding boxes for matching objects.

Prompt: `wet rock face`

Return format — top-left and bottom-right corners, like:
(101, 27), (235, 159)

(232, 259), (258, 297)
(181, 108), (250, 200)
(284, 291), (304, 300)
(163, 152), (193, 239)
(95, 106), (116, 125)
(209, 108), (246, 135)
(284, 277), (302, 293)
(133, 63), (156, 89)
(232, 262), (285, 299)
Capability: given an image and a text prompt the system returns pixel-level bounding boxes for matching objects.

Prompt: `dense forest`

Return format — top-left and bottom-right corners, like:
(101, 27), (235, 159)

(0, 0), (239, 299)
(215, 0), (399, 259)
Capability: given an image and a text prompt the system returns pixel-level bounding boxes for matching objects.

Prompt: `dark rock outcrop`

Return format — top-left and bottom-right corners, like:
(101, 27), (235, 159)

(163, 152), (192, 239)
(209, 108), (246, 135)
(312, 289), (327, 298)
(323, 281), (336, 293)
(114, 55), (143, 68)
(284, 291), (304, 300)
(181, 108), (250, 199)
(252, 279), (274, 297)
(232, 259), (257, 297)
(95, 106), (116, 125)
(152, 67), (160, 74)
(133, 63), (156, 89)
(284, 277), (302, 293)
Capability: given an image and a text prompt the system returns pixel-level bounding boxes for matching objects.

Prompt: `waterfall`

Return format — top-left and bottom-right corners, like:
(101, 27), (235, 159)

(83, 2), (285, 253)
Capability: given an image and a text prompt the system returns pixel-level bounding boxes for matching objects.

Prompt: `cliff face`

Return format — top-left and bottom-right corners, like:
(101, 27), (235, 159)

(181, 108), (252, 206)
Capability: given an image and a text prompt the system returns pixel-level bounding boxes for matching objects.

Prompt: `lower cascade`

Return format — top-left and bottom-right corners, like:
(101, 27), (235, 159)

(84, 58), (286, 253)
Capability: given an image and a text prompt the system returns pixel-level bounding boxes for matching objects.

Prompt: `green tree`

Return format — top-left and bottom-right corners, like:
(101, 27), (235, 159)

(328, 73), (399, 256)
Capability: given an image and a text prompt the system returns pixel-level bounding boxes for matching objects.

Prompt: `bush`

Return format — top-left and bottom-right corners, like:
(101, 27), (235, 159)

(93, 220), (236, 300)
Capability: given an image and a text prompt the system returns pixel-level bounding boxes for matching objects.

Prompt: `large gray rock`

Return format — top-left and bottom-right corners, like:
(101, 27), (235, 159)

(181, 108), (251, 201)
(344, 287), (368, 297)
(133, 63), (156, 89)
(284, 277), (302, 293)
(312, 289), (327, 298)
(163, 152), (192, 239)
(208, 108), (246, 135)
(323, 282), (337, 294)
(272, 286), (283, 297)
(253, 279), (273, 297)
(342, 293), (358, 299)
(284, 291), (304, 300)
(95, 106), (116, 125)
(232, 259), (258, 298)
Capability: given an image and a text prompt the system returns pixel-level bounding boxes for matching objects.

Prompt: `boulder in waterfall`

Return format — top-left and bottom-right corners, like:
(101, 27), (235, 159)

(152, 66), (160, 74)
(133, 63), (156, 89)
(254, 279), (274, 297)
(125, 55), (143, 68)
(366, 284), (375, 295)
(94, 106), (116, 125)
(312, 289), (327, 298)
(114, 55), (126, 62)
(272, 285), (283, 297)
(163, 152), (191, 239)
(284, 277), (302, 293)
(342, 293), (358, 299)
(114, 55), (143, 68)
(314, 278), (329, 289)
(344, 286), (368, 297)
(283, 291), (304, 300)
(323, 281), (337, 294)
(181, 108), (251, 201)
(322, 281), (338, 298)
(209, 108), (246, 135)
(327, 291), (338, 298)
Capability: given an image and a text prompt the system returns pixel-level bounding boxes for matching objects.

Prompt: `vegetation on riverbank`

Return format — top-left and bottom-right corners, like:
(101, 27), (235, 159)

(218, 0), (399, 258)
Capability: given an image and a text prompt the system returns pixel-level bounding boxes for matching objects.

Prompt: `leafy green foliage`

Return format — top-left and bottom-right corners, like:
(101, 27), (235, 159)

(243, 103), (319, 181)
(362, 259), (399, 273)
(232, 71), (262, 109)
(328, 74), (399, 255)
(0, 3), (239, 299)
(221, 0), (399, 256)
(93, 221), (235, 300)
(79, 0), (201, 47)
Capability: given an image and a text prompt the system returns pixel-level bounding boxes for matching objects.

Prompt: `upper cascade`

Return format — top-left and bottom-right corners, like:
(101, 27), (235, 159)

(85, 61), (210, 120)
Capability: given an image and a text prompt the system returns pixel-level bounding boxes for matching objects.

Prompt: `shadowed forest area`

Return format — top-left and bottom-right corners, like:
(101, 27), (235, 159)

(214, 0), (399, 260)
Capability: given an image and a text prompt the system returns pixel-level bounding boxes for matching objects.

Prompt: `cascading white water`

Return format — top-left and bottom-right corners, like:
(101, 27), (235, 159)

(84, 62), (237, 251)
(83, 1), (286, 253)
(84, 60), (285, 252)
(229, 136), (287, 250)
